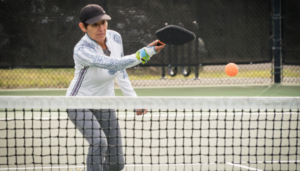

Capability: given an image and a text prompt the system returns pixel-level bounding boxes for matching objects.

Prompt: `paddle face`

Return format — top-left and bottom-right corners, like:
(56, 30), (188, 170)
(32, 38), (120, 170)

(155, 25), (196, 46)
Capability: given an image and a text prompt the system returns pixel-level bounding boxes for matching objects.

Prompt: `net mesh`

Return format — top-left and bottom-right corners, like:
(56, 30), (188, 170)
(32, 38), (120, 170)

(0, 97), (299, 171)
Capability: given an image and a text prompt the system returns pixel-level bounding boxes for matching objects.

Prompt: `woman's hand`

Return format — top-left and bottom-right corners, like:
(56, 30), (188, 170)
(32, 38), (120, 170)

(147, 40), (165, 53)
(135, 109), (148, 116)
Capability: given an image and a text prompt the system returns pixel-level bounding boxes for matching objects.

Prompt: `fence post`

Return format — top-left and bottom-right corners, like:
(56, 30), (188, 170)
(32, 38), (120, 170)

(273, 0), (282, 83)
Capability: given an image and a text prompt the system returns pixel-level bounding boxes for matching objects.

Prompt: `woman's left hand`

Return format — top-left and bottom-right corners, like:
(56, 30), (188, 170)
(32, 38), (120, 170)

(136, 109), (148, 115)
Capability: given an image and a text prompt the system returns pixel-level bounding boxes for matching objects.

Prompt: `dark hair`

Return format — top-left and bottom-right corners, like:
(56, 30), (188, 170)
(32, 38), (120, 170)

(82, 20), (107, 29)
(83, 23), (89, 29)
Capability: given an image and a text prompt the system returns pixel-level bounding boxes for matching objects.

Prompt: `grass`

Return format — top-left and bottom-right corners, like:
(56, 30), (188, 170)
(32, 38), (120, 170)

(0, 66), (299, 89)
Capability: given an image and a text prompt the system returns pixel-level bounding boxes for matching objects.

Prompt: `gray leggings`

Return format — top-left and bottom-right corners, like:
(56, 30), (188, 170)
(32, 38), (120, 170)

(67, 109), (124, 171)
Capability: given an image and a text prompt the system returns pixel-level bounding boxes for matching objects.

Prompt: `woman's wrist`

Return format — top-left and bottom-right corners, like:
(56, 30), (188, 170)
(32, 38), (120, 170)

(135, 46), (157, 64)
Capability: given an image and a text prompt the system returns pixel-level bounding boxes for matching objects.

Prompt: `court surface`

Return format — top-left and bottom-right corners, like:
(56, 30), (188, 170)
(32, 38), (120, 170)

(0, 83), (299, 97)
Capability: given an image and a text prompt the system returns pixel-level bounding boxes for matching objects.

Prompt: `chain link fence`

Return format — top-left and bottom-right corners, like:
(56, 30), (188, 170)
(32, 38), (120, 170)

(1, 64), (299, 89)
(0, 0), (299, 89)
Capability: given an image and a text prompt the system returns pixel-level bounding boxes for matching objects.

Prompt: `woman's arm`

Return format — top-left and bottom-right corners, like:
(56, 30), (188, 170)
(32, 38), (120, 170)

(74, 46), (140, 71)
(115, 69), (137, 96)
(115, 70), (148, 115)
(74, 39), (165, 71)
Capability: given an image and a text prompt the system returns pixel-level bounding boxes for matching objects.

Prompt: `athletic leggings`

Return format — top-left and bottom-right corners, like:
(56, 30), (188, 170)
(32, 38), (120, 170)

(67, 109), (124, 171)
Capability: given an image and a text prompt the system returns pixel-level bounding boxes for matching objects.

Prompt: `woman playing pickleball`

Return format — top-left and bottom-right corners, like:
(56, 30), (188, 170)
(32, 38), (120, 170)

(66, 4), (165, 171)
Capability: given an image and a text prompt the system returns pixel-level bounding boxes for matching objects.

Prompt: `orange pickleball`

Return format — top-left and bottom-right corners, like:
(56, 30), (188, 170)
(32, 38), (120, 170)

(225, 63), (238, 76)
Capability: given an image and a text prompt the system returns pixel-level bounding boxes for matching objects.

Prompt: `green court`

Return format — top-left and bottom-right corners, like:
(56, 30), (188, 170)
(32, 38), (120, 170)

(0, 83), (299, 97)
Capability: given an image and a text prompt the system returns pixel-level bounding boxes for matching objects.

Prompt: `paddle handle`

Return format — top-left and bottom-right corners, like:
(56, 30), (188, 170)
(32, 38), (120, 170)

(157, 40), (165, 46)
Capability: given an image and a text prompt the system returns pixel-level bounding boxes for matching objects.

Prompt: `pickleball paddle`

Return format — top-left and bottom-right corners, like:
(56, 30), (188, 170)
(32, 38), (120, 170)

(155, 25), (196, 46)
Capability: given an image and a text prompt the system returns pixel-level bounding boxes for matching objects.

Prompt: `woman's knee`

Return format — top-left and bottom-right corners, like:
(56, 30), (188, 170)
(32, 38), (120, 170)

(91, 137), (108, 146)
(89, 137), (108, 153)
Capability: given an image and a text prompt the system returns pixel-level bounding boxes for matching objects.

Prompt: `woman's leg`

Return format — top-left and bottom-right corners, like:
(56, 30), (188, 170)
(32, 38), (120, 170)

(92, 109), (125, 171)
(67, 109), (108, 171)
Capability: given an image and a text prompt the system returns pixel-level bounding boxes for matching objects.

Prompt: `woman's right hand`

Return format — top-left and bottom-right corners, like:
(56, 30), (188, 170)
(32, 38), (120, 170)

(147, 40), (165, 53)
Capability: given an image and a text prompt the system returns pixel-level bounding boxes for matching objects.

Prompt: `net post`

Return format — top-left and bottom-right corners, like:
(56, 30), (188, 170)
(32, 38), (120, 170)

(273, 0), (282, 83)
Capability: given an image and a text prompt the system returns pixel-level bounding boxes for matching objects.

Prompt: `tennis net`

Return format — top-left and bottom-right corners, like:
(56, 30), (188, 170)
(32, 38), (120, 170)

(0, 96), (299, 171)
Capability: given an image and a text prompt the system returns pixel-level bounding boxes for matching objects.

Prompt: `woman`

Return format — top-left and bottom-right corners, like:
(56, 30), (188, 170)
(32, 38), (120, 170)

(66, 4), (165, 171)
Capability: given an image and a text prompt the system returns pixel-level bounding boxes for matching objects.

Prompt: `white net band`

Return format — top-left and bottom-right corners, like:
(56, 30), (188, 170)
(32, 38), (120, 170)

(0, 96), (299, 110)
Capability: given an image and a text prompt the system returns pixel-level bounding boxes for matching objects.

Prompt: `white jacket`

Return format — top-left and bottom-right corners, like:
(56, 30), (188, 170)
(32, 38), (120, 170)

(66, 30), (140, 97)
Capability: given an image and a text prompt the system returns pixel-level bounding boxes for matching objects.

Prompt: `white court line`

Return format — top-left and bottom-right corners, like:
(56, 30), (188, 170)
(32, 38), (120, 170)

(0, 163), (208, 170)
(1, 110), (299, 121)
(256, 84), (281, 97)
(226, 162), (263, 171)
(2, 161), (300, 170)
(226, 160), (300, 171)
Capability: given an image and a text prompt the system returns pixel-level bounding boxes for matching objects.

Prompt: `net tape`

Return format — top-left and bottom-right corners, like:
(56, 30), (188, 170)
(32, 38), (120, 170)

(0, 96), (299, 109)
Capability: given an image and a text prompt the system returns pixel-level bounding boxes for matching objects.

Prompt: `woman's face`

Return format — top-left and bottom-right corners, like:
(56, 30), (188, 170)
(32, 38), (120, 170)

(81, 20), (108, 44)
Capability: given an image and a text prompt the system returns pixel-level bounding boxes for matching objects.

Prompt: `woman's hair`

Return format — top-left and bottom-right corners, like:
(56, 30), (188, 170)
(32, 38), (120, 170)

(82, 20), (107, 30)
(83, 23), (89, 29)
